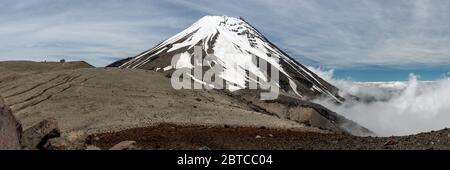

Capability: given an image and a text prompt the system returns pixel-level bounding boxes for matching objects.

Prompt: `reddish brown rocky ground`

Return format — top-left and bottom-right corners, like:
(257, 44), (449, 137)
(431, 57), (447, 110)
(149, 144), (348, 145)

(87, 124), (450, 150)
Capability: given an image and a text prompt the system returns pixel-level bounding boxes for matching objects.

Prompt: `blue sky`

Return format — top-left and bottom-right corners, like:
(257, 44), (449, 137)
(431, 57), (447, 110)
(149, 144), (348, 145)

(1, 0), (450, 81)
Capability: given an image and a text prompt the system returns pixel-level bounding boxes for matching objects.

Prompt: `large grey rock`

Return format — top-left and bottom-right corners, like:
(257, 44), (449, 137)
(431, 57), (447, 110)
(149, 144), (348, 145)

(21, 118), (60, 150)
(0, 97), (22, 150)
(109, 141), (138, 150)
(44, 132), (88, 150)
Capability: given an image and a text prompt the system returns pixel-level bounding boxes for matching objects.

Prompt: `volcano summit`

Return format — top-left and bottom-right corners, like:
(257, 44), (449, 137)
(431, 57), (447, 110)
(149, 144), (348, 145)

(109, 16), (344, 102)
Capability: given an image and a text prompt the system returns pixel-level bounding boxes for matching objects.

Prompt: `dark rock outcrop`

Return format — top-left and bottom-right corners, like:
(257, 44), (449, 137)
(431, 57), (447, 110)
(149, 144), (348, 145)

(231, 90), (373, 136)
(106, 57), (132, 68)
(21, 118), (61, 150)
(0, 97), (22, 150)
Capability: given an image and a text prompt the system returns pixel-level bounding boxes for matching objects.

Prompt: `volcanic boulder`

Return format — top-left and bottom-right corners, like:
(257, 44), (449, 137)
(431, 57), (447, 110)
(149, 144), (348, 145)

(0, 97), (22, 150)
(21, 118), (61, 150)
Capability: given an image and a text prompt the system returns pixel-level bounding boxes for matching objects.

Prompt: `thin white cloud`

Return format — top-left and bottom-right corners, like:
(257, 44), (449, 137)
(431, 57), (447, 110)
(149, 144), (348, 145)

(1, 0), (450, 68)
(0, 0), (194, 66)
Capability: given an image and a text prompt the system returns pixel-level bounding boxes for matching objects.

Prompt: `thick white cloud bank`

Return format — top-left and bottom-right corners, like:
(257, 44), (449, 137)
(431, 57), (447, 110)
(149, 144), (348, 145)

(309, 67), (450, 136)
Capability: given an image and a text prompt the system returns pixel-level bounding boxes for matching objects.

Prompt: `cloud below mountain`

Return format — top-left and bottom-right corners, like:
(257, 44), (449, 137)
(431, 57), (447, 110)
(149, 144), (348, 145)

(311, 67), (450, 136)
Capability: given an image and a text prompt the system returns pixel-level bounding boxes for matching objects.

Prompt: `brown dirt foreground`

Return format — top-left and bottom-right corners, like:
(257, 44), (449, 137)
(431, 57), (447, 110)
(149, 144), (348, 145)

(87, 124), (450, 150)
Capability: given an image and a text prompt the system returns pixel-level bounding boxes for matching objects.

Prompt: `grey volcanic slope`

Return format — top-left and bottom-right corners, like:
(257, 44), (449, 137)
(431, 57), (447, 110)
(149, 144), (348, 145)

(108, 16), (344, 102)
(0, 61), (370, 136)
(0, 61), (93, 84)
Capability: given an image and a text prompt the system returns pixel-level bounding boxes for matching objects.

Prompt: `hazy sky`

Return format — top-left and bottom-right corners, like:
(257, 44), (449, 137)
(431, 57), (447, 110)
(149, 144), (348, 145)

(1, 0), (450, 80)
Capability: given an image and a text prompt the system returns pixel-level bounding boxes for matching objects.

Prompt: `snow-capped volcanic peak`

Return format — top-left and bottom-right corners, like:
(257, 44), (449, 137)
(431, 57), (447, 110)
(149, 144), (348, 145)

(112, 16), (344, 102)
